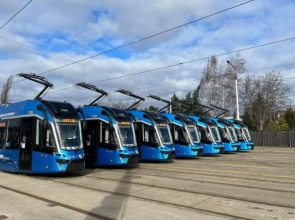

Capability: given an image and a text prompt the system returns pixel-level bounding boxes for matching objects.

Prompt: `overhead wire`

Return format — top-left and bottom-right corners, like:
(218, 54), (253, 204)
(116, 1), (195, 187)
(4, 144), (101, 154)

(43, 35), (295, 95)
(0, 0), (33, 31)
(8, 0), (254, 83)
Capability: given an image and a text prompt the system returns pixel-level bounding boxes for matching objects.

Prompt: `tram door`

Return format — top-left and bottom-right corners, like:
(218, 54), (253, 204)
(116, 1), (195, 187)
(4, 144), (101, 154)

(84, 120), (98, 164)
(19, 118), (34, 171)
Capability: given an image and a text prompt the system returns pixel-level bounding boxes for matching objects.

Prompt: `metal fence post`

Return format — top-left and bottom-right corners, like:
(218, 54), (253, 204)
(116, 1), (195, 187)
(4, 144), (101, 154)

(289, 130), (292, 147)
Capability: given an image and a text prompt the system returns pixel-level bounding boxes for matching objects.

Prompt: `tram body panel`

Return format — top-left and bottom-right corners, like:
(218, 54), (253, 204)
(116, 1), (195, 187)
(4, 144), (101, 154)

(162, 113), (202, 158)
(228, 120), (254, 151)
(128, 110), (175, 161)
(189, 116), (223, 155)
(80, 106), (139, 166)
(0, 100), (84, 173)
(210, 117), (239, 153)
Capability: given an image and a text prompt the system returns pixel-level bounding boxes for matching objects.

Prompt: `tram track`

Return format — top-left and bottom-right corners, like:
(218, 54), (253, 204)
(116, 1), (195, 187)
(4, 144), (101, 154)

(172, 160), (295, 171)
(91, 168), (295, 193)
(0, 184), (113, 220)
(32, 175), (253, 220)
(203, 158), (295, 167)
(37, 173), (295, 213)
(136, 166), (295, 185)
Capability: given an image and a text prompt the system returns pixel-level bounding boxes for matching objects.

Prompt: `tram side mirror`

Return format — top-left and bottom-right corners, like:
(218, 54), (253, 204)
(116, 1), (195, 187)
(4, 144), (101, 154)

(182, 126), (186, 132)
(86, 135), (91, 146)
(21, 136), (26, 148)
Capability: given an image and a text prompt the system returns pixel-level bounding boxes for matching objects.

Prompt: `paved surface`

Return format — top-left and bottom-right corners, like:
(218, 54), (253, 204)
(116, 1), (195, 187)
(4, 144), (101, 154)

(1, 147), (295, 220)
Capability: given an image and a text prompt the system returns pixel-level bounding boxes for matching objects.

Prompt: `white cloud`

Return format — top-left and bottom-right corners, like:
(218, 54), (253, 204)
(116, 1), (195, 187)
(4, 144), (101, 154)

(0, 0), (294, 108)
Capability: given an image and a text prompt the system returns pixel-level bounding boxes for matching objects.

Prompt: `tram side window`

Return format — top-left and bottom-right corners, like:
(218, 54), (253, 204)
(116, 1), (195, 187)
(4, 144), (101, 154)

(6, 119), (20, 149)
(142, 124), (158, 144)
(0, 121), (7, 149)
(35, 119), (55, 148)
(198, 126), (211, 143)
(174, 125), (188, 144)
(101, 122), (117, 145)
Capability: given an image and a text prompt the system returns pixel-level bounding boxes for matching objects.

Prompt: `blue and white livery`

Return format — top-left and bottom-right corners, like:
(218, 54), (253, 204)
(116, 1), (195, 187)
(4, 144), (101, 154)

(0, 100), (84, 173)
(128, 110), (175, 161)
(79, 106), (139, 166)
(161, 113), (203, 158)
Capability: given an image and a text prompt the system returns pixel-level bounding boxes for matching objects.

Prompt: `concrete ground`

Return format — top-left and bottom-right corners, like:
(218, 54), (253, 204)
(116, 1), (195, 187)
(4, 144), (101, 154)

(1, 147), (295, 220)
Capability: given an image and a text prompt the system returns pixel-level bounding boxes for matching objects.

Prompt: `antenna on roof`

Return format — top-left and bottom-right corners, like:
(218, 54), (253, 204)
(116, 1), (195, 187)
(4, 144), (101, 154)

(210, 104), (229, 117)
(147, 94), (171, 113)
(17, 73), (53, 100)
(76, 82), (108, 106)
(116, 89), (145, 110)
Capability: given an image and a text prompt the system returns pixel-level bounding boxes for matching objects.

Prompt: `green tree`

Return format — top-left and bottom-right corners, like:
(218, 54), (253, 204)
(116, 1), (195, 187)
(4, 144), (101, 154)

(242, 108), (257, 130)
(171, 93), (182, 113)
(284, 108), (295, 130)
(268, 115), (289, 130)
(145, 105), (159, 112)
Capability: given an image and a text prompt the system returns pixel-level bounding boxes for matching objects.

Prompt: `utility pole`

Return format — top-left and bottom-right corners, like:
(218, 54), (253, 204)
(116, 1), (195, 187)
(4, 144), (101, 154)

(227, 60), (240, 120)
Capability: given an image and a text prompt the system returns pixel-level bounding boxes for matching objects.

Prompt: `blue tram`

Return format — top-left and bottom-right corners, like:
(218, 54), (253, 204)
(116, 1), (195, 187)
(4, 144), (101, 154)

(80, 106), (139, 166)
(189, 116), (224, 155)
(210, 117), (240, 152)
(75, 83), (139, 166)
(0, 100), (84, 173)
(128, 110), (175, 161)
(227, 119), (254, 150)
(161, 113), (203, 158)
(0, 74), (84, 173)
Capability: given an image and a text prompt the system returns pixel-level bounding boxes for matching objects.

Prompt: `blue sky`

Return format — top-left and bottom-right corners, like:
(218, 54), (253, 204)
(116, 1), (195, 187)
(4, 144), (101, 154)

(0, 0), (295, 108)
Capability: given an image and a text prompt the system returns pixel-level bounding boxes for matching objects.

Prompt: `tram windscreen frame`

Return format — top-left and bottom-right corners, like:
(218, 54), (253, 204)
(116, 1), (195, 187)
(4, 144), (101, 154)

(187, 125), (200, 143)
(227, 126), (238, 141)
(242, 127), (251, 141)
(117, 122), (137, 147)
(157, 124), (173, 145)
(57, 122), (82, 150)
(209, 125), (221, 143)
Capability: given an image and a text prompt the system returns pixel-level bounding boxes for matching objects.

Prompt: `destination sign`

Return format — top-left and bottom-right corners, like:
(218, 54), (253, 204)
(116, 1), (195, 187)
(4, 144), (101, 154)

(62, 119), (76, 123)
(0, 123), (6, 127)
(120, 121), (131, 125)
(158, 123), (167, 127)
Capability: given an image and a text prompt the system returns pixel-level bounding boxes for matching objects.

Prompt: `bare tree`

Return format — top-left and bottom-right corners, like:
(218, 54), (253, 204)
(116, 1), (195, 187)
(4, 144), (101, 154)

(199, 54), (246, 116)
(1, 75), (13, 104)
(240, 71), (291, 130)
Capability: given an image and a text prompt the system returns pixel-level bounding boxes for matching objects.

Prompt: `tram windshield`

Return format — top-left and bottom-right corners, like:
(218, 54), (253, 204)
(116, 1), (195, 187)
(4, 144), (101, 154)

(243, 128), (251, 141)
(157, 124), (173, 145)
(218, 126), (231, 142)
(118, 123), (137, 147)
(228, 126), (238, 141)
(210, 126), (221, 142)
(188, 126), (200, 143)
(174, 124), (190, 144)
(58, 122), (82, 149)
(198, 125), (214, 143)
(235, 127), (245, 141)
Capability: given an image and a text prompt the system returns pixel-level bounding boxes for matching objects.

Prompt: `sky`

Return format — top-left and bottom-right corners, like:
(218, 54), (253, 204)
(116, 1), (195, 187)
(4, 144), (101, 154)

(0, 0), (294, 110)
